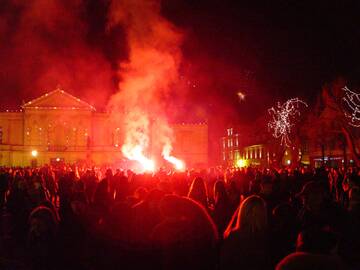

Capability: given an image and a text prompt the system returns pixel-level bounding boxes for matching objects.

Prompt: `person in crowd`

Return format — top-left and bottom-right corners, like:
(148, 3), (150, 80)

(152, 195), (219, 270)
(296, 180), (345, 233)
(0, 163), (357, 270)
(339, 185), (360, 268)
(227, 180), (241, 210)
(27, 206), (59, 269)
(0, 171), (9, 208)
(131, 189), (165, 245)
(212, 180), (233, 236)
(270, 203), (298, 267)
(276, 252), (344, 270)
(221, 195), (270, 269)
(187, 177), (209, 209)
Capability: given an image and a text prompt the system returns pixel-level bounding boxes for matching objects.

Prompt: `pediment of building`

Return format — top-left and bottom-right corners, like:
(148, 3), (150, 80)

(22, 88), (95, 111)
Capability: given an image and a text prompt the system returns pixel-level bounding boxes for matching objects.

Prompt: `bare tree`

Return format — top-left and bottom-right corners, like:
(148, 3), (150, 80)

(304, 78), (360, 167)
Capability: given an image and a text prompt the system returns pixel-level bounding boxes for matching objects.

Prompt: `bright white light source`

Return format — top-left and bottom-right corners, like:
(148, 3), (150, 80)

(287, 160), (291, 165)
(56, 157), (60, 162)
(162, 143), (185, 171)
(237, 91), (246, 101)
(237, 159), (246, 168)
(31, 150), (38, 157)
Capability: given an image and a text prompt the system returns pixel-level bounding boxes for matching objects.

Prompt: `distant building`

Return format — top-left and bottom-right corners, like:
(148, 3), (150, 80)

(221, 126), (273, 167)
(0, 88), (208, 167)
(221, 123), (358, 168)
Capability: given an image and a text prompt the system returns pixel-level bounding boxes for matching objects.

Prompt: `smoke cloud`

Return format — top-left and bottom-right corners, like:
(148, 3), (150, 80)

(0, 0), (114, 107)
(107, 0), (184, 169)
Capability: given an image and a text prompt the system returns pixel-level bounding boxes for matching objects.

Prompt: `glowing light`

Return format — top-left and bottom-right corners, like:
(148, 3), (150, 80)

(31, 150), (38, 157)
(237, 91), (246, 101)
(287, 160), (291, 165)
(268, 98), (308, 146)
(162, 143), (185, 171)
(236, 159), (246, 168)
(56, 157), (60, 162)
(342, 86), (360, 127)
(122, 144), (155, 172)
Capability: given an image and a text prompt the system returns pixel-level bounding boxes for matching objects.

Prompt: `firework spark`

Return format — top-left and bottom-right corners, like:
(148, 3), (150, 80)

(237, 91), (246, 101)
(268, 98), (308, 146)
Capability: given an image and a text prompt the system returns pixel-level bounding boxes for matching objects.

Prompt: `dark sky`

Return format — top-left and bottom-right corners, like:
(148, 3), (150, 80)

(163, 0), (360, 122)
(0, 0), (360, 126)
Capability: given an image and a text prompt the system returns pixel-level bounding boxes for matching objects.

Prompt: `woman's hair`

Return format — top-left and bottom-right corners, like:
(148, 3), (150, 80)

(214, 180), (229, 205)
(224, 195), (267, 237)
(188, 177), (208, 208)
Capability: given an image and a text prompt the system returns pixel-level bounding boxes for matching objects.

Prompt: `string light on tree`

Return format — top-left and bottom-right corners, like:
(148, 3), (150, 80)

(268, 98), (308, 146)
(342, 86), (360, 127)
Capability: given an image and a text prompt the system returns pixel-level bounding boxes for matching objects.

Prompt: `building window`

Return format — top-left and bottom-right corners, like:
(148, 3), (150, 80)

(114, 128), (120, 147)
(235, 150), (239, 160)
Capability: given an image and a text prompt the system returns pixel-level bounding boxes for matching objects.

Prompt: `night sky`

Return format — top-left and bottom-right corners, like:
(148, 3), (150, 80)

(0, 0), (360, 125)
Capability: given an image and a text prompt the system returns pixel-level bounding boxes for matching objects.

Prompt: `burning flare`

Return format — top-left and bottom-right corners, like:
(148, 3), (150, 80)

(120, 111), (155, 172)
(123, 144), (155, 172)
(162, 143), (185, 171)
(108, 0), (184, 172)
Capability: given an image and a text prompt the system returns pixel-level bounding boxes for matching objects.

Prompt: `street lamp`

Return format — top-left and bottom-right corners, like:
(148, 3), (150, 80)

(31, 150), (38, 157)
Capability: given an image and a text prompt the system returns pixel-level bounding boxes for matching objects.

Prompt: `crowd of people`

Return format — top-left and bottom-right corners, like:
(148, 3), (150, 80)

(0, 164), (359, 269)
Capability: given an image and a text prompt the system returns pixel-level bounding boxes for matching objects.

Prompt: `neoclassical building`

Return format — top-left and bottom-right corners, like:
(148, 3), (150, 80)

(0, 88), (208, 167)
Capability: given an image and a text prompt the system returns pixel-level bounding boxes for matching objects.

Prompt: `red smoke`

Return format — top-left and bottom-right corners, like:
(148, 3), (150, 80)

(0, 0), (114, 107)
(107, 0), (185, 171)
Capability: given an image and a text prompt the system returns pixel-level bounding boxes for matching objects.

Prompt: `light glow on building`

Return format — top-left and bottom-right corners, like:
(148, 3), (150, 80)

(236, 159), (246, 168)
(31, 150), (38, 157)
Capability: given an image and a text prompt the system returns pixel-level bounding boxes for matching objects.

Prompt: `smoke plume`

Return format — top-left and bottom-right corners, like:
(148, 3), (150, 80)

(107, 0), (184, 170)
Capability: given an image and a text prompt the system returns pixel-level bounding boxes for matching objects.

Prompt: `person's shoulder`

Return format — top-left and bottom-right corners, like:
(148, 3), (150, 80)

(276, 252), (343, 270)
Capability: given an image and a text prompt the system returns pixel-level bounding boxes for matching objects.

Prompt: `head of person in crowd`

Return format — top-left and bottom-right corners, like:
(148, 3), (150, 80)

(188, 177), (208, 208)
(272, 203), (297, 231)
(134, 186), (148, 202)
(276, 252), (344, 270)
(155, 194), (218, 241)
(349, 186), (360, 212)
(296, 227), (338, 255)
(105, 168), (113, 179)
(224, 195), (267, 238)
(152, 195), (219, 270)
(236, 195), (267, 233)
(214, 180), (229, 206)
(28, 206), (59, 247)
(297, 181), (326, 212)
(260, 175), (273, 196)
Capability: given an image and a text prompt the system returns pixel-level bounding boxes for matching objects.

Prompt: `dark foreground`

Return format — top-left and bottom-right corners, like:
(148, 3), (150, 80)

(0, 166), (359, 270)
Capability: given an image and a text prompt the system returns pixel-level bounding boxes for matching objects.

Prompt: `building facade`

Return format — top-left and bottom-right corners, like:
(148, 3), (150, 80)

(221, 125), (358, 168)
(0, 88), (208, 168)
(221, 127), (275, 167)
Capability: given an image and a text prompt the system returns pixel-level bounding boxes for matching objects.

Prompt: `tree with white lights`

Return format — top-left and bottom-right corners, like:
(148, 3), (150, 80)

(304, 78), (360, 167)
(268, 98), (308, 147)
